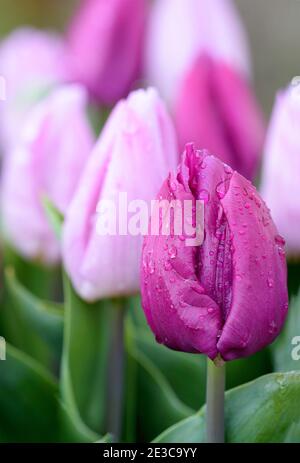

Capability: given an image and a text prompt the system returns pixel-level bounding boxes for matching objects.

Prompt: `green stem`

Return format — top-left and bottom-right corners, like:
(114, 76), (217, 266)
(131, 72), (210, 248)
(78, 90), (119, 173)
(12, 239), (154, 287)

(206, 357), (225, 443)
(107, 299), (125, 441)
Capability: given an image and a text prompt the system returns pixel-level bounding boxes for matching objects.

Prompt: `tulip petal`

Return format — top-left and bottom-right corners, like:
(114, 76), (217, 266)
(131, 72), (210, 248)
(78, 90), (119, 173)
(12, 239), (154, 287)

(217, 171), (288, 360)
(175, 55), (265, 180)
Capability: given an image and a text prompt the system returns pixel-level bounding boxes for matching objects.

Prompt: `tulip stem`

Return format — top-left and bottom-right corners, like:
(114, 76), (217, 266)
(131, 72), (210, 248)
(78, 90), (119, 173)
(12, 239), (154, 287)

(206, 357), (225, 443)
(107, 299), (126, 441)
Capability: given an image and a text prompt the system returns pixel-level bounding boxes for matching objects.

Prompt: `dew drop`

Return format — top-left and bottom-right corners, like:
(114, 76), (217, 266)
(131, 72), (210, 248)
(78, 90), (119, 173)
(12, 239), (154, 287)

(275, 235), (286, 246)
(199, 189), (210, 203)
(164, 260), (172, 271)
(148, 261), (155, 275)
(267, 277), (274, 288)
(268, 320), (277, 334)
(168, 245), (177, 259)
(224, 164), (232, 174)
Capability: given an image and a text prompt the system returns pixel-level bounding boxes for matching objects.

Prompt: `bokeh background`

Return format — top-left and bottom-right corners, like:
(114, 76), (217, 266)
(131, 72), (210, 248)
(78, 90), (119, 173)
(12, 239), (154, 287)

(0, 0), (300, 117)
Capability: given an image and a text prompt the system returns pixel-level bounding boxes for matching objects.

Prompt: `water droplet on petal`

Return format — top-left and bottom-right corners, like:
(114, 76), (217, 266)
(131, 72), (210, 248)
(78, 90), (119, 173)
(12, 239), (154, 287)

(224, 164), (232, 174)
(199, 189), (210, 203)
(267, 277), (274, 288)
(207, 307), (214, 314)
(268, 320), (277, 334)
(168, 245), (177, 259)
(148, 261), (155, 274)
(164, 260), (172, 271)
(275, 235), (286, 246)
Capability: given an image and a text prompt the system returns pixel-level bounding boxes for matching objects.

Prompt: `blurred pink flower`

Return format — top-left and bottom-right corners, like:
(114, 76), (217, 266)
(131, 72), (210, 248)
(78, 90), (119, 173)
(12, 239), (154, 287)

(144, 0), (251, 106)
(174, 55), (265, 180)
(260, 84), (300, 255)
(1, 85), (94, 264)
(0, 28), (67, 152)
(67, 0), (148, 105)
(63, 88), (178, 301)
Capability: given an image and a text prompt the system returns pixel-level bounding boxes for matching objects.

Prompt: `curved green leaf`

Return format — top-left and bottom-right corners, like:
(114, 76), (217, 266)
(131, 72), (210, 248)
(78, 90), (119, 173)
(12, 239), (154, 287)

(1, 267), (63, 368)
(154, 371), (300, 443)
(0, 344), (97, 442)
(126, 319), (193, 442)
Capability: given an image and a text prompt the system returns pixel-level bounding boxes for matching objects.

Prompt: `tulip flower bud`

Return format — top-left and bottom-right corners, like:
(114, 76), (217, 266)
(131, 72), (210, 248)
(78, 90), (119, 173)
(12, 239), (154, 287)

(62, 88), (178, 301)
(0, 28), (67, 152)
(67, 0), (147, 105)
(141, 144), (288, 361)
(1, 85), (94, 264)
(144, 0), (250, 105)
(174, 55), (265, 180)
(260, 84), (300, 255)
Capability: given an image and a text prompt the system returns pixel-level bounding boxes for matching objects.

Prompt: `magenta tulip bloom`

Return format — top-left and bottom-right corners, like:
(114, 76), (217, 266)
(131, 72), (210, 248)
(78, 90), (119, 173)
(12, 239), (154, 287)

(67, 0), (147, 105)
(141, 144), (288, 361)
(144, 0), (250, 105)
(1, 85), (94, 264)
(0, 28), (67, 152)
(260, 85), (300, 255)
(174, 55), (265, 180)
(63, 88), (178, 301)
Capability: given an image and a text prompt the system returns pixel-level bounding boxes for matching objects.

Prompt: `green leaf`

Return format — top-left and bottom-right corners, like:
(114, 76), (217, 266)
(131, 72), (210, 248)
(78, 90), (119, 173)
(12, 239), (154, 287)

(41, 195), (64, 241)
(2, 244), (60, 299)
(1, 267), (63, 368)
(154, 371), (300, 443)
(128, 297), (272, 412)
(61, 276), (114, 435)
(126, 320), (193, 442)
(271, 288), (300, 372)
(0, 344), (97, 442)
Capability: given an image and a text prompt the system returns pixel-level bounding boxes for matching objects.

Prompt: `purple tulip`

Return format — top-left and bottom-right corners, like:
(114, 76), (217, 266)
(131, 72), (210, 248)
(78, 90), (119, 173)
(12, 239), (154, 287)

(0, 28), (67, 152)
(174, 55), (265, 180)
(1, 85), (94, 264)
(141, 144), (288, 361)
(67, 0), (147, 105)
(260, 85), (300, 255)
(62, 88), (178, 301)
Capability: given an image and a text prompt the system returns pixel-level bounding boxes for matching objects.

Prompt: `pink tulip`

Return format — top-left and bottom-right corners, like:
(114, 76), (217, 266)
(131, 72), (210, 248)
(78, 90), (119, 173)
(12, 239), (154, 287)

(0, 28), (67, 151)
(67, 0), (148, 105)
(144, 0), (250, 105)
(1, 85), (94, 264)
(62, 88), (178, 301)
(174, 55), (265, 180)
(260, 84), (300, 255)
(141, 144), (288, 361)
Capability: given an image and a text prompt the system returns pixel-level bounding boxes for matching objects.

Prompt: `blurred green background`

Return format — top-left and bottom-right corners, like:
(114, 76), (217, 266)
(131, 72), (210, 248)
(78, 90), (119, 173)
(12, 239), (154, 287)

(0, 0), (300, 117)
